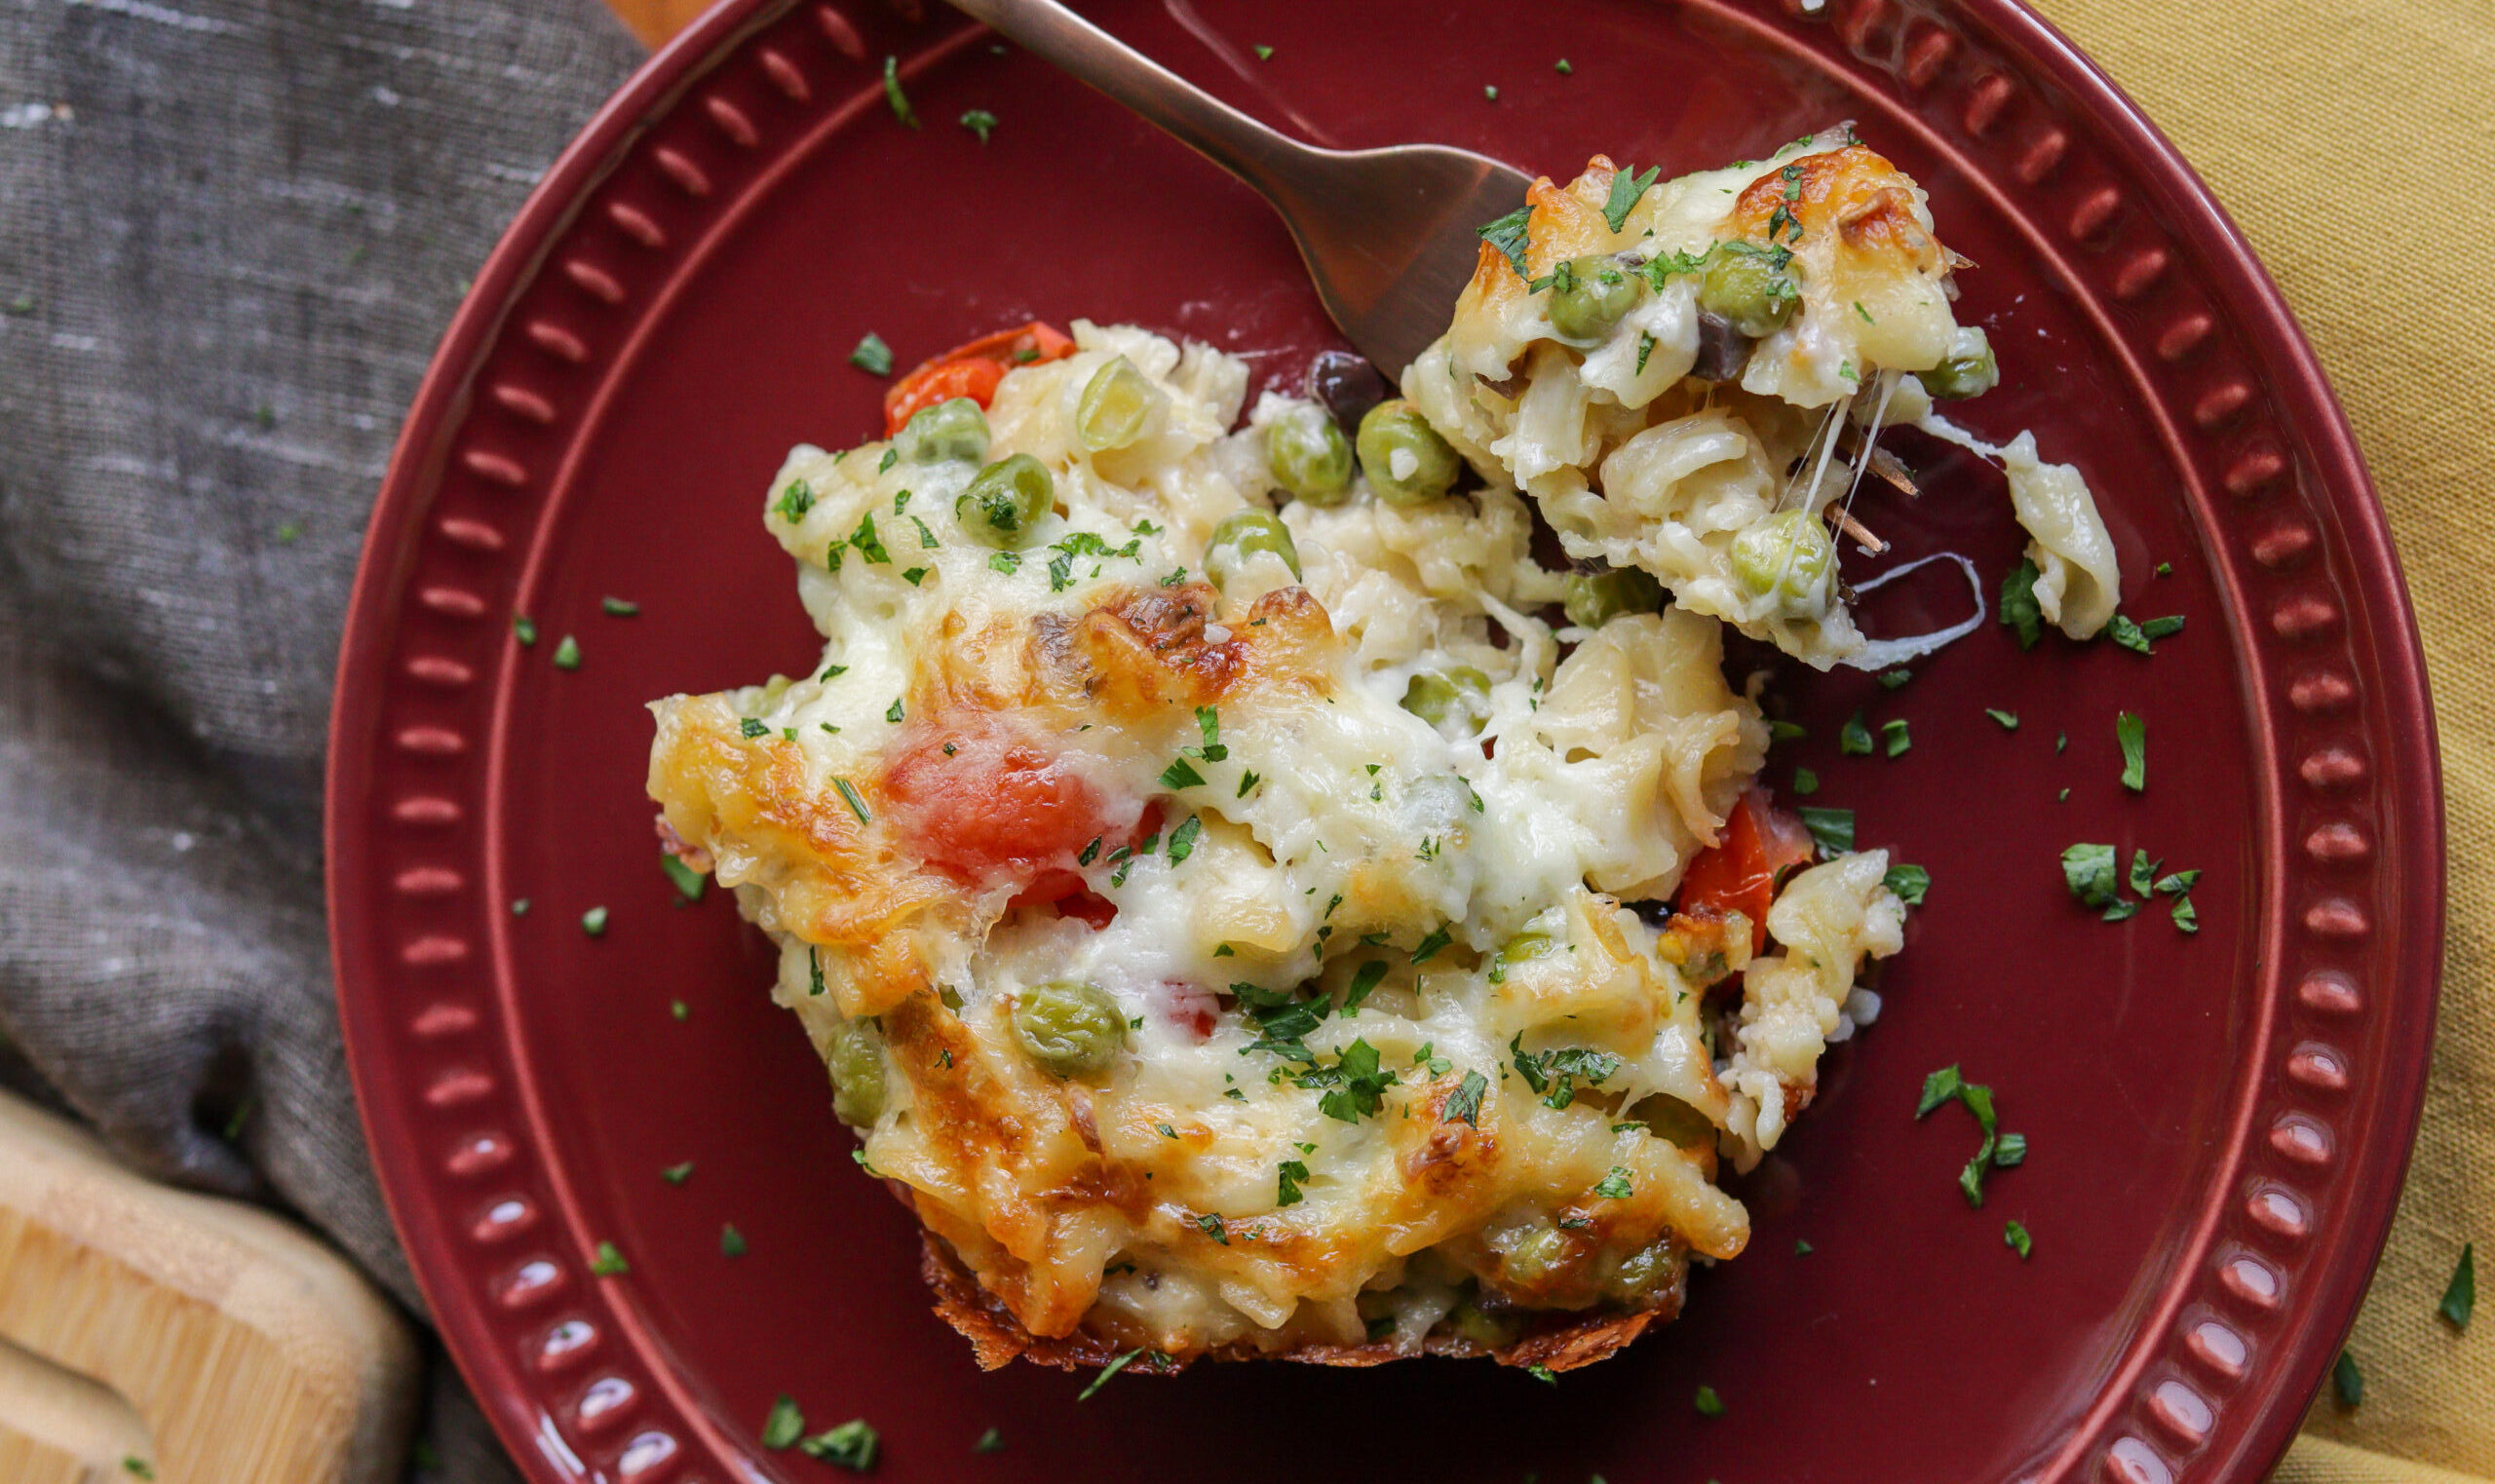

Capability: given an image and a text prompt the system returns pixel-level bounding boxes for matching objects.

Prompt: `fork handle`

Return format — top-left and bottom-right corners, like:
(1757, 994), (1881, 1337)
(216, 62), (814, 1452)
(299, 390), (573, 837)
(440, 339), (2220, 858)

(941, 0), (1323, 191)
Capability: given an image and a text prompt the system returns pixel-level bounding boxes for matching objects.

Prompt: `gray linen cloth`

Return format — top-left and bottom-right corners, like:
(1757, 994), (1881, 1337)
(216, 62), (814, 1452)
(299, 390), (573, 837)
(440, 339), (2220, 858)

(0, 1), (644, 1475)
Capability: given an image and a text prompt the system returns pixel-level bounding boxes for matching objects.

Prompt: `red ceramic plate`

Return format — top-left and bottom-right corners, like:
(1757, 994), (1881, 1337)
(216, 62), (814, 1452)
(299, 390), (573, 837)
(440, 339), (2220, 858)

(328, 1), (2441, 1480)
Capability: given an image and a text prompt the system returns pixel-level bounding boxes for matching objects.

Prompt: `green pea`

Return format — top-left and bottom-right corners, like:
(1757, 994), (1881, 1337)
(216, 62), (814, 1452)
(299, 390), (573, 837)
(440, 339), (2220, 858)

(1497, 1225), (1571, 1286)
(825, 1020), (887, 1126)
(1400, 667), (1490, 735)
(1444, 1292), (1522, 1349)
(1545, 255), (1645, 346)
(1355, 400), (1461, 507)
(1498, 929), (1556, 967)
(1697, 245), (1799, 339)
(1561, 567), (1665, 629)
(1923, 327), (1999, 400)
(1265, 403), (1353, 505)
(895, 397), (990, 465)
(1604, 1237), (1680, 1302)
(1729, 509), (1836, 611)
(1075, 356), (1160, 452)
(1011, 980), (1126, 1079)
(956, 453), (1054, 549)
(1204, 509), (1301, 590)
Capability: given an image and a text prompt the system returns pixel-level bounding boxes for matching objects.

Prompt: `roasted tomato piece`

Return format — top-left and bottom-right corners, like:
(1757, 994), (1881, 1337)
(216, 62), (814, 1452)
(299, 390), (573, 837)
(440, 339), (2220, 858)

(882, 321), (1076, 436)
(880, 722), (1150, 913)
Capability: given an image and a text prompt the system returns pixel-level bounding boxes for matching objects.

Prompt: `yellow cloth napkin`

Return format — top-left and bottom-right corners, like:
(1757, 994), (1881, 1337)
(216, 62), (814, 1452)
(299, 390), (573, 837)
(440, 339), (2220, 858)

(2020, 7), (2495, 1477)
(599, 0), (2489, 1473)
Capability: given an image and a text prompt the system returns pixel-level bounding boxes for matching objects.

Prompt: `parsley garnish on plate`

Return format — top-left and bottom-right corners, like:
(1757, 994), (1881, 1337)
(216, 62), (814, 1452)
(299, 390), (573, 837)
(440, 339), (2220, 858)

(1881, 718), (1911, 757)
(580, 905), (609, 936)
(1252, 43), (1274, 59)
(602, 595), (639, 616)
(660, 852), (705, 901)
(1882, 864), (1930, 905)
(1840, 709), (1874, 755)
(974, 1427), (1005, 1454)
(850, 332), (894, 376)
(1916, 1065), (2024, 1206)
(661, 1161), (693, 1185)
(1985, 707), (2019, 731)
(2004, 1220), (2034, 1259)
(1797, 805), (1854, 856)
(880, 55), (919, 128)
(720, 1224), (748, 1257)
(590, 1239), (629, 1275)
(2117, 711), (2147, 791)
(761, 1395), (805, 1449)
(2000, 559), (2043, 649)
(801, 1420), (879, 1470)
(1792, 766), (1819, 795)
(959, 108), (997, 142)
(513, 613), (537, 645)
(1693, 1385), (1726, 1417)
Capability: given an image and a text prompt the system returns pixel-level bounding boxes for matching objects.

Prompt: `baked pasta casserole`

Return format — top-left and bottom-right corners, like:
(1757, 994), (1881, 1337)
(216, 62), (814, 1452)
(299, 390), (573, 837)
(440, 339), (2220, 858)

(645, 131), (2115, 1375)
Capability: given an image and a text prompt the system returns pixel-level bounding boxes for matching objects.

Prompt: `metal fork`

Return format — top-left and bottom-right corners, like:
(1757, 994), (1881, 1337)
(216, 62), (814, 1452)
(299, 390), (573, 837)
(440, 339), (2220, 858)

(941, 0), (1533, 376)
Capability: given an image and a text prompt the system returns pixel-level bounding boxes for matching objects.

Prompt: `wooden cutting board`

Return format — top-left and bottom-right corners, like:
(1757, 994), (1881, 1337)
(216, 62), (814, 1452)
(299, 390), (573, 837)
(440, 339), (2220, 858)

(0, 1091), (418, 1483)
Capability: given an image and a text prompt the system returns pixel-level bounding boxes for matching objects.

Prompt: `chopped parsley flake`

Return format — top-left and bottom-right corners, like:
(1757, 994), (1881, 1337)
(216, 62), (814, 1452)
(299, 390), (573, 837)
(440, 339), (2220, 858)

(1797, 806), (1855, 856)
(1342, 960), (1390, 1012)
(2443, 1244), (2476, 1329)
(1592, 1166), (1633, 1199)
(1794, 1239), (1815, 1255)
(1792, 766), (1819, 796)
(774, 479), (815, 522)
(1878, 667), (1912, 690)
(832, 777), (873, 826)
(990, 550), (1021, 574)
(1693, 1386), (1726, 1417)
(1985, 707), (2019, 730)
(1198, 1212), (1230, 1244)
(880, 55), (918, 129)
(580, 905), (609, 936)
(1277, 1159), (1309, 1205)
(1553, 57), (1573, 73)
(1483, 84), (1499, 100)
(660, 852), (707, 901)
(1881, 718), (1911, 757)
(799, 1419), (879, 1470)
(1253, 43), (1274, 59)
(1882, 864), (1930, 905)
(2005, 1220), (2033, 1259)
(850, 331), (894, 376)
(975, 1427), (1004, 1454)
(902, 566), (928, 586)
(1601, 164), (1661, 232)
(959, 108), (998, 141)
(761, 1395), (804, 1449)
(590, 1239), (628, 1275)
(2000, 559), (2044, 650)
(886, 696), (904, 723)
(662, 1161), (693, 1185)
(2117, 711), (2146, 790)
(1477, 206), (1534, 280)
(1166, 815), (1203, 863)
(2172, 895), (2199, 933)
(2334, 1350), (2363, 1406)
(1769, 719), (1808, 742)
(1079, 1349), (1145, 1399)
(1161, 756), (1206, 790)
(513, 614), (537, 645)
(1410, 925), (1454, 965)
(740, 717), (770, 739)
(551, 634), (580, 668)
(1528, 1364), (1558, 1386)
(601, 595), (639, 616)
(1444, 1069), (1488, 1126)
(1840, 709), (1874, 755)
(2061, 843), (2119, 906)
(720, 1224), (747, 1257)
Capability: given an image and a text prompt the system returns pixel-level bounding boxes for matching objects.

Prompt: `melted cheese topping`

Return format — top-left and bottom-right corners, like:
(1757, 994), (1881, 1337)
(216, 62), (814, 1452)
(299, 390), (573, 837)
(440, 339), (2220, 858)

(1417, 131), (2121, 667)
(647, 320), (1903, 1362)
